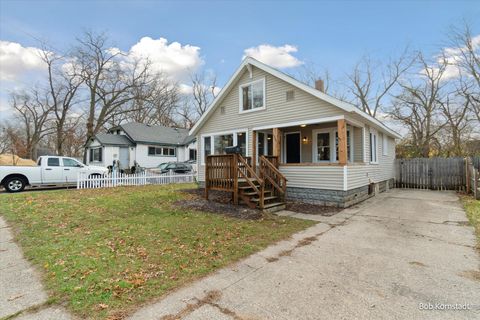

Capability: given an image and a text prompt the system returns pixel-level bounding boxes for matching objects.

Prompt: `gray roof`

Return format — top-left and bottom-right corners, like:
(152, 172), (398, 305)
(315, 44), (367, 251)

(95, 133), (134, 146)
(120, 123), (191, 146)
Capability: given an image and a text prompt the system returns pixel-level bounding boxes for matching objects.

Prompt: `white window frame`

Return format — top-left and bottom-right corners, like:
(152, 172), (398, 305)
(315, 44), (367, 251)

(369, 129), (378, 164)
(147, 146), (176, 157)
(238, 78), (266, 114)
(256, 131), (273, 163)
(312, 128), (334, 163)
(201, 129), (249, 165)
(90, 147), (102, 162)
(382, 133), (388, 156)
(312, 127), (353, 163)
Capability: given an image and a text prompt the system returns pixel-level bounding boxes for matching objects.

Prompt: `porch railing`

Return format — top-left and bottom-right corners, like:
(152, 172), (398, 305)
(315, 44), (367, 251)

(259, 155), (287, 202)
(205, 154), (273, 208)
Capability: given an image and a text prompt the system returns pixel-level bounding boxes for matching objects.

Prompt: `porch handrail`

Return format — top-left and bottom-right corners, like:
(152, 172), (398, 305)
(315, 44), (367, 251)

(260, 155), (287, 200)
(237, 154), (264, 189)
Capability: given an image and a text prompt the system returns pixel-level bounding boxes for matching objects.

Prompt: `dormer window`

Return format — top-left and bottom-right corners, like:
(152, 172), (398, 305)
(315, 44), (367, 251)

(239, 78), (265, 113)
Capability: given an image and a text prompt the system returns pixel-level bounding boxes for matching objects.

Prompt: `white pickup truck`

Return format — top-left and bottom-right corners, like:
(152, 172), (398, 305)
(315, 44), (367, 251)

(0, 156), (108, 193)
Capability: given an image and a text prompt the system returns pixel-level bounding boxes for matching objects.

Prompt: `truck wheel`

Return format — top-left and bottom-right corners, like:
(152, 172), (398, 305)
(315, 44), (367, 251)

(4, 176), (26, 193)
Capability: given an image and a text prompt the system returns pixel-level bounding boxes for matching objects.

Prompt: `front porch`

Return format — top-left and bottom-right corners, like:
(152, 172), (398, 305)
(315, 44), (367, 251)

(251, 118), (366, 168)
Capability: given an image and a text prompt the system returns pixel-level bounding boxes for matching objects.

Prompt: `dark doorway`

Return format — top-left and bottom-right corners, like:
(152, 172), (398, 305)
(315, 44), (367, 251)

(285, 133), (301, 163)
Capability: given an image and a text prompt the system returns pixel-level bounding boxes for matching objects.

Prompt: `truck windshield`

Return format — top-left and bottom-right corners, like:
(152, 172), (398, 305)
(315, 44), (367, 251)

(37, 158), (42, 166)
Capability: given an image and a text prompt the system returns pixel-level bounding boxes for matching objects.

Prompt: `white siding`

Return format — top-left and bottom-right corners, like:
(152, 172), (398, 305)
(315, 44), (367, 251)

(135, 144), (179, 168)
(280, 166), (345, 190)
(346, 133), (395, 190)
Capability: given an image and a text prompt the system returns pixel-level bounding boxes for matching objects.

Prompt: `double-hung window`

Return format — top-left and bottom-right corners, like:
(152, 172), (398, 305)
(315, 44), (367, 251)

(90, 147), (102, 162)
(370, 130), (378, 163)
(313, 128), (353, 163)
(148, 146), (176, 157)
(382, 134), (388, 156)
(239, 79), (265, 112)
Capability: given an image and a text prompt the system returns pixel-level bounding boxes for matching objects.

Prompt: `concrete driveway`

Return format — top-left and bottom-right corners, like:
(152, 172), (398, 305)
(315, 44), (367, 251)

(129, 189), (480, 320)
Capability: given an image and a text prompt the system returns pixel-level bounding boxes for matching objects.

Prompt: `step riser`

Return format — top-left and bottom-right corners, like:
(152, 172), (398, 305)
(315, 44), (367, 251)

(262, 204), (286, 213)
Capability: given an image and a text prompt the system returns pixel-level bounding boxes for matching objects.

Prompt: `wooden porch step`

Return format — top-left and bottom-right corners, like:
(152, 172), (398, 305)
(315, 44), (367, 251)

(262, 202), (286, 213)
(242, 190), (272, 196)
(251, 196), (278, 202)
(238, 185), (260, 190)
(238, 178), (258, 182)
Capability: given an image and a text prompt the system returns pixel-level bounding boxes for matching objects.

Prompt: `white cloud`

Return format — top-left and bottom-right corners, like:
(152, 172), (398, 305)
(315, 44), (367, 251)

(427, 34), (480, 81)
(178, 83), (221, 96)
(243, 44), (303, 68)
(0, 41), (47, 82)
(122, 37), (204, 82)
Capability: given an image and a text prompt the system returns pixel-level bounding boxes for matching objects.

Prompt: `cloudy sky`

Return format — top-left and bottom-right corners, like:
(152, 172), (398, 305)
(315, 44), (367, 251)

(0, 0), (479, 120)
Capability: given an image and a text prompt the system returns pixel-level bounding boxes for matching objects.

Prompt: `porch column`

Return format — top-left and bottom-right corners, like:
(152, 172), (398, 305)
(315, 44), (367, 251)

(252, 130), (257, 169)
(273, 128), (281, 159)
(337, 119), (347, 165)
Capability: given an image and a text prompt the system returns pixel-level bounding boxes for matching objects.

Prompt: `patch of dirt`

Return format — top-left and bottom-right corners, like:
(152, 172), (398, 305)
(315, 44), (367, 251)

(409, 261), (427, 267)
(286, 201), (340, 216)
(176, 189), (263, 220)
(460, 270), (480, 282)
(161, 290), (249, 320)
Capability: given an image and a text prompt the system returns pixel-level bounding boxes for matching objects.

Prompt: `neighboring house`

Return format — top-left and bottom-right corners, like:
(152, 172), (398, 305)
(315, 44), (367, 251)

(189, 57), (401, 207)
(86, 123), (196, 170)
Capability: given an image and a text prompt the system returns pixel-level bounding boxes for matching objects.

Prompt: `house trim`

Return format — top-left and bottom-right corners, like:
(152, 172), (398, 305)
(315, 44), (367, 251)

(252, 115), (344, 131)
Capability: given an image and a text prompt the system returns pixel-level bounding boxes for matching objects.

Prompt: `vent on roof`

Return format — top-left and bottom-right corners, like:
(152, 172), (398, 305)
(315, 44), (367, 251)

(220, 106), (226, 115)
(286, 90), (295, 102)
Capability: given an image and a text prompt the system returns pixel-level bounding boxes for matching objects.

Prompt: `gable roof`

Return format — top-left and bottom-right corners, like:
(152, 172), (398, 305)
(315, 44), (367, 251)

(95, 133), (134, 146)
(118, 123), (191, 146)
(189, 57), (401, 139)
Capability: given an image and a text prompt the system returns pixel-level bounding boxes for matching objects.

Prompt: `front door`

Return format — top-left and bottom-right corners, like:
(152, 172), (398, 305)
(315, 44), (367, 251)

(119, 147), (130, 169)
(285, 133), (301, 163)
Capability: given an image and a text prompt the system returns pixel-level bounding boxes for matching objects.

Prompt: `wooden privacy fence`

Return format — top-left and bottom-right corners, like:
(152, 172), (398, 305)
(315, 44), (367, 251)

(77, 170), (195, 189)
(466, 157), (480, 200)
(395, 157), (466, 191)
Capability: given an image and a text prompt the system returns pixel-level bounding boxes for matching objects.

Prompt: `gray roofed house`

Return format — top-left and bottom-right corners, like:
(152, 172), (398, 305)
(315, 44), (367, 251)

(85, 123), (197, 170)
(95, 133), (134, 146)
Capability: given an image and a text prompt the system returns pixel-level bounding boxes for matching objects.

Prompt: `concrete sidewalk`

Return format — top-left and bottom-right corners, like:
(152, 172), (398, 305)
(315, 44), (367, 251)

(128, 189), (480, 320)
(0, 216), (71, 319)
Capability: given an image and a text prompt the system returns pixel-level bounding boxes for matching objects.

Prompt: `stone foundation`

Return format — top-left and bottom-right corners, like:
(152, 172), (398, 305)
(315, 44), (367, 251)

(286, 178), (394, 208)
(199, 178), (394, 208)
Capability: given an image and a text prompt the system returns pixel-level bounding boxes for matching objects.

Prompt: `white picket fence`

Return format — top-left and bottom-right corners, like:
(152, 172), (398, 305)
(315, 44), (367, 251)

(77, 170), (196, 189)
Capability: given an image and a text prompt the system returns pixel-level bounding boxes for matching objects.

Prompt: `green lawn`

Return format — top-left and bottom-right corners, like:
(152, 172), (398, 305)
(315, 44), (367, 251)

(0, 184), (313, 319)
(462, 195), (480, 247)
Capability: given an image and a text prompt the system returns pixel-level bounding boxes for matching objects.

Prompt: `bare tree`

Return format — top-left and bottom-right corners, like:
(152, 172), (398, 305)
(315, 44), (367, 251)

(177, 72), (218, 128)
(448, 22), (480, 123)
(346, 49), (415, 118)
(73, 32), (152, 157)
(115, 74), (180, 127)
(11, 90), (54, 159)
(438, 92), (472, 156)
(389, 53), (447, 157)
(39, 47), (84, 156)
(0, 125), (11, 154)
(291, 61), (347, 100)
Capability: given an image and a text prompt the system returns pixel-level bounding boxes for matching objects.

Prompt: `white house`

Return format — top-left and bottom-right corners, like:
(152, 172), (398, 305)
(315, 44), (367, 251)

(190, 57), (400, 208)
(85, 123), (196, 170)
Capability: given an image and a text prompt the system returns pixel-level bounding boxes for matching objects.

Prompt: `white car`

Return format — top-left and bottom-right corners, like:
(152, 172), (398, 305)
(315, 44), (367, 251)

(0, 156), (108, 193)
